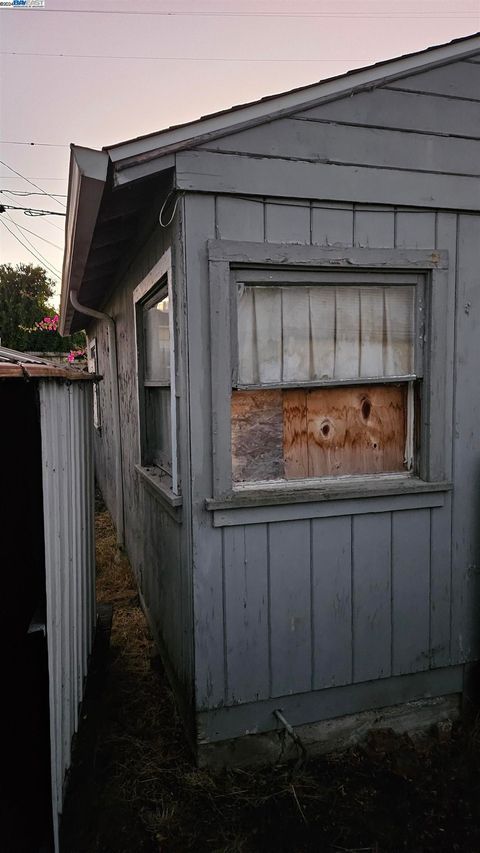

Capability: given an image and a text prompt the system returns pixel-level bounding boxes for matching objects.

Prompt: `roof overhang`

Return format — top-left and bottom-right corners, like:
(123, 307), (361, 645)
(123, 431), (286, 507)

(60, 147), (173, 335)
(60, 147), (109, 335)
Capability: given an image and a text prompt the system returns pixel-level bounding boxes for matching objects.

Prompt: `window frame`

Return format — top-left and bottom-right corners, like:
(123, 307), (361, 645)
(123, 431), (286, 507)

(207, 240), (449, 502)
(87, 336), (101, 431)
(133, 249), (179, 496)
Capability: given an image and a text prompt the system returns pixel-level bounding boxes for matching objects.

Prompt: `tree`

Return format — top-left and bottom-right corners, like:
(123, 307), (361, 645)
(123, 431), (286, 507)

(0, 263), (85, 353)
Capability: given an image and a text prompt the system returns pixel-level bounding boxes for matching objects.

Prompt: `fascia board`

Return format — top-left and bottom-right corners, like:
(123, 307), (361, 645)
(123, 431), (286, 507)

(60, 146), (108, 336)
(106, 36), (480, 169)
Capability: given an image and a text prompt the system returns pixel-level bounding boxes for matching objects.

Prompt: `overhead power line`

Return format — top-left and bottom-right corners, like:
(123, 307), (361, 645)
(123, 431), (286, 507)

(0, 140), (69, 148)
(1, 50), (371, 62)
(0, 204), (66, 216)
(2, 7), (477, 16)
(0, 160), (67, 209)
(1, 212), (63, 250)
(3, 211), (61, 274)
(0, 176), (66, 180)
(0, 188), (67, 198)
(0, 218), (61, 280)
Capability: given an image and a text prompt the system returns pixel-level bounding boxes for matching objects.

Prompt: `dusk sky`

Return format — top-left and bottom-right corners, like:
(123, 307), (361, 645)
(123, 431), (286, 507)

(1, 0), (479, 305)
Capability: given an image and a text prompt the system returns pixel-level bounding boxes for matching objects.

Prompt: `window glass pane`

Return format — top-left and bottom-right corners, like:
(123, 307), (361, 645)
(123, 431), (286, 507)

(237, 284), (415, 385)
(144, 294), (170, 383)
(145, 386), (171, 471)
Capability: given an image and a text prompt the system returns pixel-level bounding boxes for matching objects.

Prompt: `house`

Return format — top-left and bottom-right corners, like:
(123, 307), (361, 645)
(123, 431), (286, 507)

(0, 348), (96, 850)
(60, 32), (480, 764)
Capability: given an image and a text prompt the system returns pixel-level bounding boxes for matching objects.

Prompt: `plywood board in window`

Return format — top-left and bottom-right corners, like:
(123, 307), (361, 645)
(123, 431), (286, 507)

(306, 384), (407, 477)
(283, 389), (308, 479)
(231, 390), (283, 483)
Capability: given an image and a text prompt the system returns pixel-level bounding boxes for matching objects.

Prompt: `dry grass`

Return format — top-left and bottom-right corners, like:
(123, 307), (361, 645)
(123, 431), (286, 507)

(61, 497), (480, 853)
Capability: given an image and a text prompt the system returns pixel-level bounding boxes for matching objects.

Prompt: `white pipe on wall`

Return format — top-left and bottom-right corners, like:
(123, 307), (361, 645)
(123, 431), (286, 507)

(69, 290), (125, 548)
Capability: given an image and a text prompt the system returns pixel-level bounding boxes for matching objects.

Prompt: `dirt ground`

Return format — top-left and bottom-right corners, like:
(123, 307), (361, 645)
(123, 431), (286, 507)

(60, 499), (480, 853)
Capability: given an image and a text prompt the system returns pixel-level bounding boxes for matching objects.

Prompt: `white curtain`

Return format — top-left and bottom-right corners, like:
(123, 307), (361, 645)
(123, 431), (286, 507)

(237, 284), (414, 385)
(144, 298), (170, 383)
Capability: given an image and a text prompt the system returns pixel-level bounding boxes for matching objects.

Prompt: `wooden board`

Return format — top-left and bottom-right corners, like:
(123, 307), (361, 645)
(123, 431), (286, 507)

(231, 389), (283, 482)
(269, 520), (311, 697)
(352, 513), (392, 683)
(283, 389), (308, 479)
(311, 515), (353, 689)
(306, 385), (407, 477)
(294, 88), (480, 139)
(233, 385), (407, 483)
(223, 524), (269, 704)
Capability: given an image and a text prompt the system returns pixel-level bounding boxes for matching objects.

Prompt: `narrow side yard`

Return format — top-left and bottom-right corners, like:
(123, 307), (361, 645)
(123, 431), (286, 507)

(61, 500), (480, 853)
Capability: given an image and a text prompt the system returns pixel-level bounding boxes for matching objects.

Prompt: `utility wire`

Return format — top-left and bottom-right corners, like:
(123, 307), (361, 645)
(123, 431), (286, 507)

(0, 160), (66, 209)
(0, 140), (69, 148)
(0, 218), (61, 280)
(3, 210), (62, 274)
(0, 176), (66, 180)
(0, 204), (66, 216)
(1, 212), (63, 250)
(0, 188), (67, 198)
(3, 7), (477, 17)
(1, 51), (371, 62)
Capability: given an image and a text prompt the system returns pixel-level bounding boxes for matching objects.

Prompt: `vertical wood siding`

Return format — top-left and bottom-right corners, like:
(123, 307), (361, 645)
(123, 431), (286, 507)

(90, 57), (480, 731)
(217, 507), (454, 706)
(187, 181), (480, 710)
(90, 216), (195, 716)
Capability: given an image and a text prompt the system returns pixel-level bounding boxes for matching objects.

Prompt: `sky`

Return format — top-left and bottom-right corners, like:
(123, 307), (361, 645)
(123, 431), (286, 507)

(0, 0), (479, 307)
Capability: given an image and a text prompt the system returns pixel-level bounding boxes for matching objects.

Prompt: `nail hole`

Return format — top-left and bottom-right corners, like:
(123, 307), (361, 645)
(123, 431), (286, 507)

(321, 422), (330, 436)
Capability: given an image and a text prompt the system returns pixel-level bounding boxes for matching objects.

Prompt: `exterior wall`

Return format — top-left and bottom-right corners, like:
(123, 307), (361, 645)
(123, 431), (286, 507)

(90, 216), (195, 726)
(183, 53), (480, 745)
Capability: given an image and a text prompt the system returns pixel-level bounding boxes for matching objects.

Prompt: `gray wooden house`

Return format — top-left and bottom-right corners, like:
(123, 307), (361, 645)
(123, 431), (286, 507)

(60, 32), (480, 763)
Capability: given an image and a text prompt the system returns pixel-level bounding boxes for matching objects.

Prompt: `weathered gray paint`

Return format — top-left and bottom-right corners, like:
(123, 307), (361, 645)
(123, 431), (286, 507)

(294, 87), (480, 138)
(90, 212), (195, 727)
(89, 52), (480, 755)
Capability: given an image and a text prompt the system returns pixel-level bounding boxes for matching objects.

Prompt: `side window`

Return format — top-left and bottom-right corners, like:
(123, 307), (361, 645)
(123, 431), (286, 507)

(231, 275), (422, 484)
(87, 337), (101, 431)
(135, 263), (179, 494)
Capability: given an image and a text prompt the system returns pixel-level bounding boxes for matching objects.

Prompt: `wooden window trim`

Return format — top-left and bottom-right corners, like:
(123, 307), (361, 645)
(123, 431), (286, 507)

(133, 249), (180, 495)
(208, 240), (449, 501)
(87, 336), (101, 431)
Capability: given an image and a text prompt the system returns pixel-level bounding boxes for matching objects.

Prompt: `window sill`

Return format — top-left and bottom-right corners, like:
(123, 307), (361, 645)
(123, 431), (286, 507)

(135, 464), (182, 521)
(205, 476), (452, 527)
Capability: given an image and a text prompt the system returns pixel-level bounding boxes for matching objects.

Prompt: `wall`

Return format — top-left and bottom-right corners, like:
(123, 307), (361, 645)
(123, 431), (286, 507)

(90, 213), (195, 722)
(182, 54), (480, 743)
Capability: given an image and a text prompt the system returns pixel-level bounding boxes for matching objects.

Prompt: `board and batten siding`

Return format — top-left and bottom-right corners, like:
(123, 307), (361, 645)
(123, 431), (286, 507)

(185, 178), (480, 720)
(91, 217), (195, 716)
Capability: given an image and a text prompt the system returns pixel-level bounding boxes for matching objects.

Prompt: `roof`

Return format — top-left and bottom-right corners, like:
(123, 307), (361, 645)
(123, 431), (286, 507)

(60, 30), (480, 335)
(0, 347), (98, 381)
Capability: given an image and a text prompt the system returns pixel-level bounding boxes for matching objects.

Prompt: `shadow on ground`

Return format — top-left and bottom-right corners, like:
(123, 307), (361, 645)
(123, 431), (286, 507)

(61, 498), (480, 853)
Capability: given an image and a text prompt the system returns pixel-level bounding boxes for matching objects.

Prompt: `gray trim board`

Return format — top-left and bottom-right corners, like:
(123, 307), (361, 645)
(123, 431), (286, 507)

(176, 150), (480, 211)
(208, 240), (448, 268)
(197, 664), (464, 742)
(209, 487), (448, 528)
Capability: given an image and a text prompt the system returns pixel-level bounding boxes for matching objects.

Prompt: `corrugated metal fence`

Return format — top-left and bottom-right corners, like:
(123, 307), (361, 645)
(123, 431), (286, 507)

(39, 379), (96, 853)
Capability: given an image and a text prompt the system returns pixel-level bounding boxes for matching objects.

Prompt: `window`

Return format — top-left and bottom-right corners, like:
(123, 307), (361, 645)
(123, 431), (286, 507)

(208, 241), (449, 501)
(134, 251), (179, 495)
(232, 274), (421, 484)
(87, 337), (101, 430)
